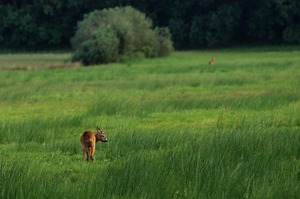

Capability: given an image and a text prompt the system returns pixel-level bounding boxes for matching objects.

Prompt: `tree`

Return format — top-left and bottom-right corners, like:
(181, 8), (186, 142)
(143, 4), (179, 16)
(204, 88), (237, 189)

(205, 3), (241, 47)
(71, 6), (173, 65)
(1, 0), (300, 49)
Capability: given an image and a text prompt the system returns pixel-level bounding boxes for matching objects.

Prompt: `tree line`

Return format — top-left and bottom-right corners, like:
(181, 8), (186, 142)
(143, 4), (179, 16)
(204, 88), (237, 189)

(1, 0), (299, 49)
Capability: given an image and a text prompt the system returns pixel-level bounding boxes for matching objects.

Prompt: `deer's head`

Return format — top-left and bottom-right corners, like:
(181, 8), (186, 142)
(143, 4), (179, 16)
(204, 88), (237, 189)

(95, 126), (108, 142)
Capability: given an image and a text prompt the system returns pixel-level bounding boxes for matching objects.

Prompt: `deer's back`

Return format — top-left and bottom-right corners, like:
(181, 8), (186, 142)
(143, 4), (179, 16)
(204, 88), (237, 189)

(80, 131), (95, 147)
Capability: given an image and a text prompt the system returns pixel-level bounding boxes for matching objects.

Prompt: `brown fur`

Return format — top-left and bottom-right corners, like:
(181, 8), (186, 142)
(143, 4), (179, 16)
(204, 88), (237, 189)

(80, 126), (107, 161)
(208, 57), (215, 65)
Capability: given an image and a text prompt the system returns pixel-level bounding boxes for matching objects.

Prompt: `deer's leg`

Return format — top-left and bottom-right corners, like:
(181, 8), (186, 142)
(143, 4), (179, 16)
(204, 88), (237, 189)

(86, 152), (89, 161)
(90, 145), (95, 161)
(87, 147), (92, 161)
(82, 148), (86, 161)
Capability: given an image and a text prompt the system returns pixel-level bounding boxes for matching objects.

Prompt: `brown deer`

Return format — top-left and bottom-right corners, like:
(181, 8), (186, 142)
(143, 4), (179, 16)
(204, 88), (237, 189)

(208, 57), (215, 65)
(80, 126), (107, 161)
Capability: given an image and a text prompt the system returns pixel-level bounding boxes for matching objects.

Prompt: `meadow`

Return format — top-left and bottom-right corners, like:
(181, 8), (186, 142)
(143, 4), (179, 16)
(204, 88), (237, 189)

(0, 46), (300, 198)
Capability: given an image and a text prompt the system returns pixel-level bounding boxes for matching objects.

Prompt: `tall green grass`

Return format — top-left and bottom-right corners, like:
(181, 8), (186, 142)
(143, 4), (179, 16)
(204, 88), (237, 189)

(0, 47), (300, 198)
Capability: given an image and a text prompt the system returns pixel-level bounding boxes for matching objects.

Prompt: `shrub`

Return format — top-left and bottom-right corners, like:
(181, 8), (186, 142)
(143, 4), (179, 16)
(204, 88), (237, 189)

(72, 25), (119, 65)
(71, 6), (173, 65)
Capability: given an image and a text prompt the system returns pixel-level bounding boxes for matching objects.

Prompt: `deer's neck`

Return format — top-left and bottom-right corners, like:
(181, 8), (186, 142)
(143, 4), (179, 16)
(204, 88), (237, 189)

(95, 135), (100, 142)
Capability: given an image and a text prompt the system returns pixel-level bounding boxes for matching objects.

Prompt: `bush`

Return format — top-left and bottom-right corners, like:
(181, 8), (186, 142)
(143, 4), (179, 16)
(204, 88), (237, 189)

(72, 25), (119, 65)
(71, 6), (173, 65)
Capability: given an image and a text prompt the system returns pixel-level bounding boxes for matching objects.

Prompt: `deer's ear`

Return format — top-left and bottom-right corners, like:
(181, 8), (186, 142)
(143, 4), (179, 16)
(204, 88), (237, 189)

(96, 126), (101, 132)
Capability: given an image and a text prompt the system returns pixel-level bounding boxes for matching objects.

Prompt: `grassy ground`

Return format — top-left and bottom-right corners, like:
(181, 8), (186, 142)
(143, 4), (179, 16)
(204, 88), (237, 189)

(0, 52), (77, 70)
(0, 47), (300, 198)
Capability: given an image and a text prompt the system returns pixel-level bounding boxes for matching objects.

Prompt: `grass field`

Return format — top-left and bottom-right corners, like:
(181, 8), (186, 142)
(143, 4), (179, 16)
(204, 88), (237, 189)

(0, 46), (300, 198)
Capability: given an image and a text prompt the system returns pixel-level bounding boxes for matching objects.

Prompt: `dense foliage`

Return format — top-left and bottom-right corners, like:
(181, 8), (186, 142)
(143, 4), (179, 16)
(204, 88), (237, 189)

(1, 0), (300, 49)
(71, 7), (173, 65)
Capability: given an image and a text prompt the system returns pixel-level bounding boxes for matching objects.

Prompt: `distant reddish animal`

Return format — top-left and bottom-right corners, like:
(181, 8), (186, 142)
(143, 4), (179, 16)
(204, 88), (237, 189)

(208, 57), (215, 65)
(80, 126), (107, 161)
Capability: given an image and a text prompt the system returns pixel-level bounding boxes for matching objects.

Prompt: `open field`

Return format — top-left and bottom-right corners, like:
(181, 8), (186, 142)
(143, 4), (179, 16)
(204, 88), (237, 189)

(0, 52), (77, 70)
(1, 47), (300, 198)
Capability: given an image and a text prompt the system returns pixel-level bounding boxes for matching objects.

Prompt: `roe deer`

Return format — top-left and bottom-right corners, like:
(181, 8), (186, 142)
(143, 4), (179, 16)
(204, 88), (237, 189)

(208, 57), (215, 65)
(80, 126), (107, 161)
